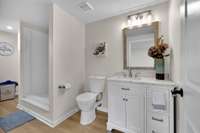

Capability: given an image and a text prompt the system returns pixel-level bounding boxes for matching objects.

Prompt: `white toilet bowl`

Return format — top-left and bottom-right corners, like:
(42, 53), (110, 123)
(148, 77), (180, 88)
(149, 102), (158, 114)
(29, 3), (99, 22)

(76, 92), (98, 125)
(76, 76), (106, 125)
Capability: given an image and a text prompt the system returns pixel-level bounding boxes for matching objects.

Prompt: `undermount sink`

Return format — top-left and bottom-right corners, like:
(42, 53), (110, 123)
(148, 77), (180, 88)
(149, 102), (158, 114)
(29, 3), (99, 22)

(115, 72), (142, 80)
(133, 77), (142, 80)
(124, 76), (142, 80)
(111, 74), (143, 82)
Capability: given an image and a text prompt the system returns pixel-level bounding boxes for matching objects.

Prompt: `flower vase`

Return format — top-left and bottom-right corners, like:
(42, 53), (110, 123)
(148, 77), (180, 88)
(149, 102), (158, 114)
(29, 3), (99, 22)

(155, 58), (165, 80)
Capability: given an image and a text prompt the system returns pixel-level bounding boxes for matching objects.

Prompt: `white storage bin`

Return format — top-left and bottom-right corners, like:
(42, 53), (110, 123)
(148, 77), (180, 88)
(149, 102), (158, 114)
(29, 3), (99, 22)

(0, 83), (17, 101)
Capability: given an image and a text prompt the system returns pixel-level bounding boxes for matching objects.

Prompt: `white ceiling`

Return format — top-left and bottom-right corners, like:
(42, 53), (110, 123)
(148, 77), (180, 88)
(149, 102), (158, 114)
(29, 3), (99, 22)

(0, 0), (51, 33)
(0, 0), (168, 33)
(54, 0), (168, 23)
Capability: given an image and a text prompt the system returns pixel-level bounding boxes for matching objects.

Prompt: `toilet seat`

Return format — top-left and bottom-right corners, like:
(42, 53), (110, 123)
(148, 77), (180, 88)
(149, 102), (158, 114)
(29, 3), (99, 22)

(76, 92), (97, 103)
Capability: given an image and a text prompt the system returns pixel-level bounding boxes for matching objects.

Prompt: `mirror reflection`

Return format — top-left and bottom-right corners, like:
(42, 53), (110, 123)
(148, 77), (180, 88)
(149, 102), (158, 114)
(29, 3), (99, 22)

(123, 22), (159, 69)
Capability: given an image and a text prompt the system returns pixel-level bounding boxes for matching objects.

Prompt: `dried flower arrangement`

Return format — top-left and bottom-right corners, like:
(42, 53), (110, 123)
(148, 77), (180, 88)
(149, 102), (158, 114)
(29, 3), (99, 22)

(93, 42), (106, 56)
(148, 35), (169, 59)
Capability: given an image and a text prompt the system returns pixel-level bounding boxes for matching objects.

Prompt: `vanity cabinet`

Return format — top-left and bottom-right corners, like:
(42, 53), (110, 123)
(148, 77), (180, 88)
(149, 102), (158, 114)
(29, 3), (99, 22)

(107, 81), (145, 133)
(107, 78), (175, 133)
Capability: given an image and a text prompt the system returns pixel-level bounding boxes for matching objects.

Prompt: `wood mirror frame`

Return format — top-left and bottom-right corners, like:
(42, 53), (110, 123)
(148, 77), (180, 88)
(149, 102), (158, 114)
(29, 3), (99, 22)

(123, 21), (159, 69)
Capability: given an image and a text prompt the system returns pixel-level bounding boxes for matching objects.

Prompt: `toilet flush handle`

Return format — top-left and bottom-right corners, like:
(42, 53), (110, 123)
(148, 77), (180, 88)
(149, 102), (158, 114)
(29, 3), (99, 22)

(96, 92), (103, 102)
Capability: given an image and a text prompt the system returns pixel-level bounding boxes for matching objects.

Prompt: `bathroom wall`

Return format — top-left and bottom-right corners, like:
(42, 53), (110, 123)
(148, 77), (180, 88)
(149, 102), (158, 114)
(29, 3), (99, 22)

(51, 4), (85, 122)
(85, 2), (169, 111)
(169, 0), (181, 84)
(0, 31), (18, 82)
(168, 1), (182, 133)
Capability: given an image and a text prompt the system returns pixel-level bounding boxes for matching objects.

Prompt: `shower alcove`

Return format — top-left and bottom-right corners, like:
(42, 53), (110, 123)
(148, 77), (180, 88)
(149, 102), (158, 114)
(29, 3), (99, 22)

(20, 23), (50, 111)
(17, 4), (85, 128)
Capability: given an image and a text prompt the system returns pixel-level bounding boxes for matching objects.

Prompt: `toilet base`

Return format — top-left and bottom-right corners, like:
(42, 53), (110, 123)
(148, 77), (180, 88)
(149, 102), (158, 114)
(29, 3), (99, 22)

(80, 109), (96, 125)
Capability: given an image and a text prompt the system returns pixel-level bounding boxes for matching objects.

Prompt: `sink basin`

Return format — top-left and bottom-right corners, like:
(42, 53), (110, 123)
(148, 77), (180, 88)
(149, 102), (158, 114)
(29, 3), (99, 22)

(132, 77), (142, 80)
(111, 75), (143, 81)
(111, 72), (144, 80)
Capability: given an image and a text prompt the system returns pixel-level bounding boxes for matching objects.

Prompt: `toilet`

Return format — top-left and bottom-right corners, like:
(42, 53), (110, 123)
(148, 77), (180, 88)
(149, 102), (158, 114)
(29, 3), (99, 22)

(76, 76), (106, 125)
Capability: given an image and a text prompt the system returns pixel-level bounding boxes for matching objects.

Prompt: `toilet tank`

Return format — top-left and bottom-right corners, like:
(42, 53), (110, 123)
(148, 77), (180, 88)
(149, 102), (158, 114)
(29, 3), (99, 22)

(89, 76), (106, 93)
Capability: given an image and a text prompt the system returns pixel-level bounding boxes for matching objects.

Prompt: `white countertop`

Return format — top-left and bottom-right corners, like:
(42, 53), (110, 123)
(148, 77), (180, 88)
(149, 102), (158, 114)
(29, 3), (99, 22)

(107, 76), (176, 86)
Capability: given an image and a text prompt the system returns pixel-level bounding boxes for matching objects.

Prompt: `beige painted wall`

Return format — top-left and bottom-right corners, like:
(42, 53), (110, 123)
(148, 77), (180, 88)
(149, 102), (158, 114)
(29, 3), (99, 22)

(51, 4), (85, 120)
(169, 0), (181, 84)
(168, 1), (182, 133)
(85, 2), (169, 111)
(0, 31), (18, 82)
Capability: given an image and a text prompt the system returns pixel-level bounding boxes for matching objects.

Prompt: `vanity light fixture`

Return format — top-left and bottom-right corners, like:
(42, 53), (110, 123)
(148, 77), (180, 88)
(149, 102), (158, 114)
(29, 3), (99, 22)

(6, 25), (13, 30)
(126, 10), (153, 29)
(131, 15), (136, 27)
(147, 11), (153, 25)
(127, 16), (132, 28)
(138, 15), (144, 27)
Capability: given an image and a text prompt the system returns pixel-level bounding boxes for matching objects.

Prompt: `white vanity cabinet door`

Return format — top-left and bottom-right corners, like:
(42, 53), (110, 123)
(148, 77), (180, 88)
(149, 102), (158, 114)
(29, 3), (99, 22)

(126, 86), (145, 133)
(108, 81), (126, 128)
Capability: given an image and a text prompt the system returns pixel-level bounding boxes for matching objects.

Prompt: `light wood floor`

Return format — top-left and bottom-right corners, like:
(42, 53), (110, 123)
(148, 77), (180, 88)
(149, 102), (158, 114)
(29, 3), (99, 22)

(0, 99), (121, 133)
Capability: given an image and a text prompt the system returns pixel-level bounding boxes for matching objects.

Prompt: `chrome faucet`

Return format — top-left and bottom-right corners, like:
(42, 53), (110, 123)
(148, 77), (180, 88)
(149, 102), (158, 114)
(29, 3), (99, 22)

(128, 68), (133, 78)
(134, 72), (141, 78)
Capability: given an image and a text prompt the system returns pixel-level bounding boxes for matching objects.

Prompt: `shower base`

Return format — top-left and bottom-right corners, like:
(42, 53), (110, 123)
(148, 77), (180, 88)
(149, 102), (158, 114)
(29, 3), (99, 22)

(22, 94), (49, 111)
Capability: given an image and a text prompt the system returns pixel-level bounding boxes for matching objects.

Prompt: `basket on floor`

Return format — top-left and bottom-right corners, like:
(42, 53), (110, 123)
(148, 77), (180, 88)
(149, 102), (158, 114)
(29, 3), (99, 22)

(0, 80), (18, 101)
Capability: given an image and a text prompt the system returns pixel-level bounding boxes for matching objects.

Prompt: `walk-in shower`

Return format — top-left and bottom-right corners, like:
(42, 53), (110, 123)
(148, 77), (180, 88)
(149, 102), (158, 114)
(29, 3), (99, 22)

(20, 23), (49, 111)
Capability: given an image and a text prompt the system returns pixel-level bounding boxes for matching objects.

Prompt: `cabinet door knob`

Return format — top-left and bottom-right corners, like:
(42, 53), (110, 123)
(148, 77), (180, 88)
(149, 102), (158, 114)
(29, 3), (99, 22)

(152, 117), (164, 122)
(122, 98), (128, 101)
(58, 85), (66, 89)
(121, 88), (130, 91)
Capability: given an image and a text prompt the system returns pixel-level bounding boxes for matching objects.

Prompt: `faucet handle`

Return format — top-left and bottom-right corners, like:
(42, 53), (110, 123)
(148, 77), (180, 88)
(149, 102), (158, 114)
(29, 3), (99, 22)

(134, 71), (141, 78)
(128, 67), (133, 77)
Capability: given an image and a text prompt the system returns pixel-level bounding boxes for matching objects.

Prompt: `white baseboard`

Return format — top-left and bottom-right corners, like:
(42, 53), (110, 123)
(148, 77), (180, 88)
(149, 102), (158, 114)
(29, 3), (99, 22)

(53, 108), (79, 127)
(97, 106), (108, 113)
(17, 104), (54, 127)
(107, 122), (127, 132)
(17, 104), (79, 128)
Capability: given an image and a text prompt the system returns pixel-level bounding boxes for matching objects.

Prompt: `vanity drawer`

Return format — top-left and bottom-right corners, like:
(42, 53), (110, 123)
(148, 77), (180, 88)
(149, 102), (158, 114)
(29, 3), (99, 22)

(121, 86), (143, 96)
(148, 124), (169, 133)
(109, 81), (144, 96)
(147, 112), (169, 133)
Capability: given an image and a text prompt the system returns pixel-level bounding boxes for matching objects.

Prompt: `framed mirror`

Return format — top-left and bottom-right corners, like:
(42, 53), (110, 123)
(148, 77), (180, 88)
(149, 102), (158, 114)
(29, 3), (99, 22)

(123, 21), (159, 69)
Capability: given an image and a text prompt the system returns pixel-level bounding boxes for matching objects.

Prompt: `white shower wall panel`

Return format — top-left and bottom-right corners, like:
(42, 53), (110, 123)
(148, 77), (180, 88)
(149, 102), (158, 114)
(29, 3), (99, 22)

(30, 28), (48, 95)
(22, 27), (32, 96)
(22, 25), (49, 96)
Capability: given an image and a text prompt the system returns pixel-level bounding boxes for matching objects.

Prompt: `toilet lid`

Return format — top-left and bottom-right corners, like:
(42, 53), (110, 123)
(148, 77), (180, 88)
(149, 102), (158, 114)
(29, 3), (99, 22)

(76, 92), (97, 102)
